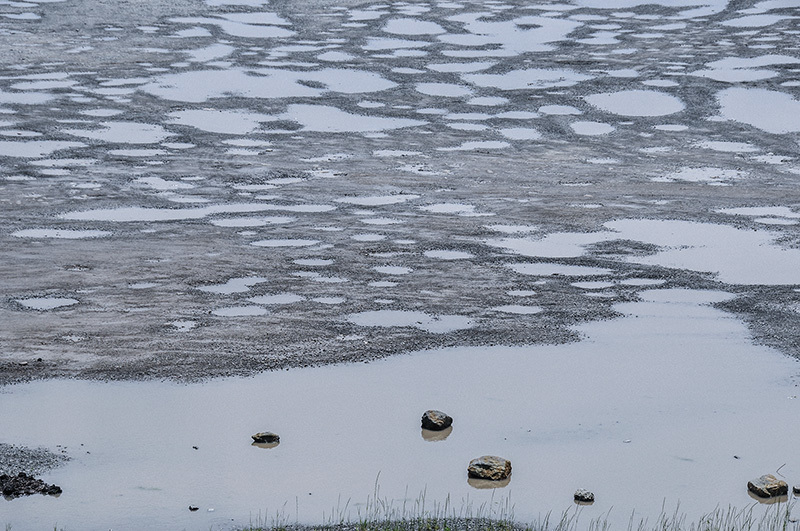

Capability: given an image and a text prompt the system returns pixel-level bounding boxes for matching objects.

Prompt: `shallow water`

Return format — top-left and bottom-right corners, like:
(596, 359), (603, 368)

(3, 289), (800, 530)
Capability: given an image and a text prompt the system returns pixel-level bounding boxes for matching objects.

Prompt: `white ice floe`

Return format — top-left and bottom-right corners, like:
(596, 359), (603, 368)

(499, 128), (542, 140)
(251, 239), (320, 247)
(655, 166), (745, 183)
(62, 203), (333, 222)
(170, 16), (294, 39)
(416, 83), (472, 97)
(438, 140), (510, 151)
(169, 109), (277, 135)
(211, 306), (267, 317)
(539, 105), (582, 115)
(248, 293), (305, 305)
(0, 140), (84, 158)
(347, 310), (473, 333)
(282, 104), (425, 133)
(197, 277), (268, 294)
(373, 266), (412, 275)
(570, 121), (615, 135)
(383, 17), (445, 35)
(12, 229), (111, 239)
(464, 68), (592, 90)
(142, 68), (395, 103)
(16, 297), (79, 310)
(491, 304), (543, 314)
(695, 141), (759, 153)
(336, 194), (419, 206)
(210, 216), (294, 227)
(585, 90), (685, 116)
(135, 177), (195, 190)
(508, 262), (613, 277)
(717, 87), (800, 134)
(424, 250), (474, 260)
(64, 121), (174, 144)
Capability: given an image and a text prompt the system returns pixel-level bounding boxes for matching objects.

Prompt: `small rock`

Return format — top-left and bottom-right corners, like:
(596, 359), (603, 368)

(574, 489), (595, 503)
(251, 432), (280, 444)
(189, 505), (199, 512)
(421, 410), (452, 431)
(467, 455), (511, 481)
(792, 485), (800, 496)
(748, 474), (788, 498)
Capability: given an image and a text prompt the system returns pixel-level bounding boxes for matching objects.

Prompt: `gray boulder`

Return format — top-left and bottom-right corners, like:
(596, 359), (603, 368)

(467, 455), (511, 481)
(574, 489), (595, 503)
(747, 474), (788, 498)
(421, 410), (452, 431)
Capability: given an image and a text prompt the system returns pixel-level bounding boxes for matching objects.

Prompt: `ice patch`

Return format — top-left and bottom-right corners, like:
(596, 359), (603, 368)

(17, 297), (79, 310)
(570, 121), (615, 135)
(347, 310), (474, 333)
(142, 68), (395, 103)
(211, 306), (267, 317)
(492, 304), (542, 314)
(64, 122), (174, 144)
(384, 18), (445, 35)
(336, 195), (419, 206)
(464, 68), (592, 90)
(424, 250), (474, 260)
(585, 90), (685, 116)
(62, 204), (316, 222)
(656, 167), (745, 184)
(251, 239), (319, 247)
(695, 141), (759, 153)
(717, 88), (800, 134)
(539, 105), (582, 115)
(170, 16), (295, 39)
(12, 229), (110, 239)
(198, 277), (267, 294)
(438, 140), (509, 151)
(508, 263), (612, 277)
(169, 109), (277, 135)
(0, 140), (84, 158)
(249, 293), (304, 305)
(499, 128), (542, 140)
(282, 104), (425, 133)
(374, 266), (412, 275)
(210, 216), (294, 227)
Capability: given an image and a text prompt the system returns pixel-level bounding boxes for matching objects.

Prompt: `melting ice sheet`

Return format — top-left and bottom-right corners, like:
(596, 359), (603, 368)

(3, 290), (800, 530)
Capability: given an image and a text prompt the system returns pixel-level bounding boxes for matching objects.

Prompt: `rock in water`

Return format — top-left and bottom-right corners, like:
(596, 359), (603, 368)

(748, 474), (788, 498)
(0, 472), (62, 498)
(574, 489), (595, 503)
(421, 410), (453, 431)
(251, 432), (280, 444)
(467, 456), (511, 480)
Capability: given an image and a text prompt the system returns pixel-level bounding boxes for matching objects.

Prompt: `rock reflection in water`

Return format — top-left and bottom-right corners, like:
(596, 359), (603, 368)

(421, 426), (452, 442)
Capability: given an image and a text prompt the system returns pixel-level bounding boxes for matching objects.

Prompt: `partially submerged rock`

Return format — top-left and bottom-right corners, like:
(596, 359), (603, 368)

(421, 410), (452, 431)
(574, 489), (595, 504)
(251, 432), (280, 444)
(467, 455), (511, 481)
(1, 472), (62, 499)
(747, 474), (788, 498)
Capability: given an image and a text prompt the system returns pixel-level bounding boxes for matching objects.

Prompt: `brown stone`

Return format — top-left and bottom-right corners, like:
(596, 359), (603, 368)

(421, 410), (452, 431)
(467, 455), (511, 481)
(747, 474), (788, 498)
